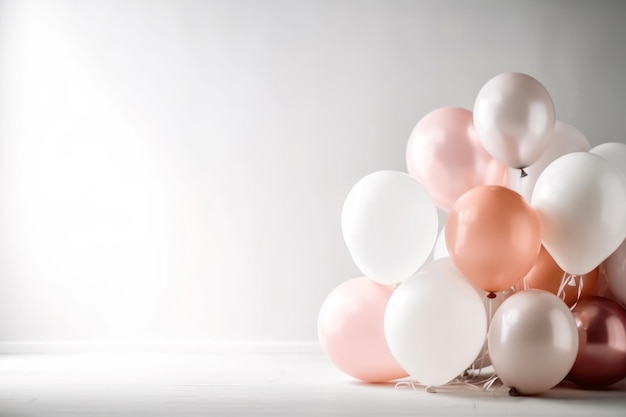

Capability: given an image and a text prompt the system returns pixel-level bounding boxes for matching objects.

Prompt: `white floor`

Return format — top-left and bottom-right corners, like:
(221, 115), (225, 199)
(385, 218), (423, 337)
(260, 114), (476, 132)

(0, 353), (624, 416)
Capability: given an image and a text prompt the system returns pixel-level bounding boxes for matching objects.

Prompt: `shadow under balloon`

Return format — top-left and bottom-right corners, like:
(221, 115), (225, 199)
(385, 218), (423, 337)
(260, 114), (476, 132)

(352, 377), (626, 402)
(348, 380), (403, 390)
(533, 380), (626, 402)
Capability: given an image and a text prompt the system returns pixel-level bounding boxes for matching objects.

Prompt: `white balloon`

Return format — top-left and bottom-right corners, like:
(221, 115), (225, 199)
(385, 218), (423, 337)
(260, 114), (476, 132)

(474, 72), (555, 169)
(591, 142), (626, 186)
(342, 171), (438, 285)
(432, 224), (449, 260)
(515, 121), (590, 201)
(531, 152), (626, 275)
(384, 258), (487, 386)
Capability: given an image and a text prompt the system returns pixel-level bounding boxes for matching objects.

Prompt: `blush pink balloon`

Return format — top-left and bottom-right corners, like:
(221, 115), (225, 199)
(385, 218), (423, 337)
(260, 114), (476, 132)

(318, 277), (408, 382)
(406, 107), (508, 211)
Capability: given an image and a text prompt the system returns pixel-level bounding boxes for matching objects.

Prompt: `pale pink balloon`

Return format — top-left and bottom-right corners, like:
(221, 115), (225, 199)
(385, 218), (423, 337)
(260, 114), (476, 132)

(318, 277), (408, 383)
(407, 107), (508, 211)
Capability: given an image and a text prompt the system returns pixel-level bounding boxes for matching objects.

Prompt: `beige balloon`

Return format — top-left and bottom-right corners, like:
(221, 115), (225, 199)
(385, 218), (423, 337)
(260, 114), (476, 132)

(488, 289), (578, 395)
(474, 72), (555, 169)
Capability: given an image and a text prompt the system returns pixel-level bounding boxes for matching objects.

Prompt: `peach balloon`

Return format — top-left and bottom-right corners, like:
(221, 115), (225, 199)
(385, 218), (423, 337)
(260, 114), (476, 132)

(318, 277), (408, 383)
(406, 107), (508, 211)
(446, 185), (541, 293)
(514, 246), (600, 306)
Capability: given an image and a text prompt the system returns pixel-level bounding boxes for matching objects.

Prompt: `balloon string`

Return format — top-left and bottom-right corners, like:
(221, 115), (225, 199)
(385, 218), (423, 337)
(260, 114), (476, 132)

(569, 274), (584, 311)
(556, 272), (584, 310)
(556, 272), (569, 300)
(395, 372), (505, 394)
(516, 167), (526, 200)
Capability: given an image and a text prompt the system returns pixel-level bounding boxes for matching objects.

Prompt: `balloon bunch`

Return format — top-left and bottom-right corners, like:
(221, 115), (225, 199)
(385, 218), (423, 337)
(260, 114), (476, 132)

(318, 72), (626, 395)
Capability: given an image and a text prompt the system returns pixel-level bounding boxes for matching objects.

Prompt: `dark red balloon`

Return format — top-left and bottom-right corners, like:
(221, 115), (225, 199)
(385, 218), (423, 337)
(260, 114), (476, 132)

(568, 297), (626, 388)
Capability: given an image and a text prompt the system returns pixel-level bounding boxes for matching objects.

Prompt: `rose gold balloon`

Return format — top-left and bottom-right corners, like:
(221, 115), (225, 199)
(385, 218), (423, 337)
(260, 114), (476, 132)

(514, 246), (600, 306)
(569, 297), (626, 388)
(406, 107), (509, 211)
(446, 185), (541, 293)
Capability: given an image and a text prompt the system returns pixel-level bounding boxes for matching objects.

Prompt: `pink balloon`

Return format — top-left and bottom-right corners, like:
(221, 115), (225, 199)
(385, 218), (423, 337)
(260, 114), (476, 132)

(406, 107), (508, 211)
(318, 277), (408, 382)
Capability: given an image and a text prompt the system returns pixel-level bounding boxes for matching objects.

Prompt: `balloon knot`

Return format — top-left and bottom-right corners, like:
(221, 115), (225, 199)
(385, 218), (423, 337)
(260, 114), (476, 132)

(487, 292), (497, 299)
(509, 387), (519, 397)
(520, 168), (528, 178)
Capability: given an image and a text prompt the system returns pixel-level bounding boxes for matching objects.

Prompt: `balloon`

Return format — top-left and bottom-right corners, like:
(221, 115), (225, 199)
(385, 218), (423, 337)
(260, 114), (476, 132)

(531, 152), (626, 275)
(514, 246), (600, 307)
(568, 297), (626, 388)
(488, 289), (579, 395)
(446, 185), (541, 293)
(514, 121), (590, 201)
(384, 258), (487, 387)
(473, 72), (556, 169)
(432, 224), (449, 260)
(590, 142), (626, 180)
(406, 107), (508, 211)
(317, 277), (408, 382)
(603, 237), (626, 307)
(342, 171), (438, 285)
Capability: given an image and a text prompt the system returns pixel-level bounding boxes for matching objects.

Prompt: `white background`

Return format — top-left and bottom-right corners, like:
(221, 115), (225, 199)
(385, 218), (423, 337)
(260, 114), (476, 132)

(0, 0), (625, 344)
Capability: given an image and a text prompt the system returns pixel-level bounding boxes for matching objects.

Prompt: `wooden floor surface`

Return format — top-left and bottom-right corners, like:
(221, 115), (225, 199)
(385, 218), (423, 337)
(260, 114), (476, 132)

(0, 353), (624, 416)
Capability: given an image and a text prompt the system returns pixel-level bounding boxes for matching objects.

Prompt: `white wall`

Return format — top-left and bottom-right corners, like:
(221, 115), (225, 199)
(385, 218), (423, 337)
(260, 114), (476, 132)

(0, 0), (625, 343)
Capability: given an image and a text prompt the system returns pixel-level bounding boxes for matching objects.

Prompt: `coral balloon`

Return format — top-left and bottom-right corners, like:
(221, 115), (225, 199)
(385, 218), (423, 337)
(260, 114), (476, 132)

(406, 107), (508, 211)
(473, 72), (556, 169)
(488, 290), (579, 395)
(446, 185), (541, 293)
(514, 246), (600, 307)
(318, 278), (408, 383)
(569, 297), (626, 388)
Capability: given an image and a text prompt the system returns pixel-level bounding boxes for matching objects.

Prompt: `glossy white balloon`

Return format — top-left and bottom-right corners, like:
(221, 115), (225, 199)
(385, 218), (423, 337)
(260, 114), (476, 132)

(342, 171), (438, 285)
(488, 290), (579, 395)
(384, 258), (487, 386)
(474, 72), (555, 169)
(531, 152), (626, 275)
(515, 121), (590, 201)
(591, 142), (626, 189)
